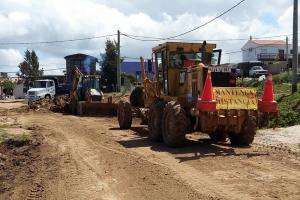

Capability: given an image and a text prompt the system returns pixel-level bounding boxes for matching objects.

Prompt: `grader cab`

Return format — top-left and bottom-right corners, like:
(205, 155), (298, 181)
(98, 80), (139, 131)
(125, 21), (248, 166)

(118, 42), (278, 147)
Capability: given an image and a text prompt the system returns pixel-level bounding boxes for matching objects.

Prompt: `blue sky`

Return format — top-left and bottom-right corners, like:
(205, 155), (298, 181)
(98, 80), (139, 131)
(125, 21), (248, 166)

(0, 0), (296, 75)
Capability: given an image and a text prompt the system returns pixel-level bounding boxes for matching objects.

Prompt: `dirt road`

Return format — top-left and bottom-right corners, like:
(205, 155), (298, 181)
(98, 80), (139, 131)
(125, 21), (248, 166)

(1, 110), (300, 200)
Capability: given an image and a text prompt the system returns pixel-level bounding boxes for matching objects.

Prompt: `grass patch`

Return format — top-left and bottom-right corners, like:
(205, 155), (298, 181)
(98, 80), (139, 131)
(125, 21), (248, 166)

(0, 99), (27, 104)
(0, 129), (31, 147)
(0, 124), (15, 129)
(237, 73), (300, 127)
(272, 71), (292, 84)
(269, 92), (300, 127)
(0, 129), (9, 144)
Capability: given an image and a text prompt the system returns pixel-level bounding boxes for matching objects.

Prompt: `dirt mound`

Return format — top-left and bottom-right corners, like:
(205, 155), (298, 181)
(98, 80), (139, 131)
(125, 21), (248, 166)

(0, 130), (43, 196)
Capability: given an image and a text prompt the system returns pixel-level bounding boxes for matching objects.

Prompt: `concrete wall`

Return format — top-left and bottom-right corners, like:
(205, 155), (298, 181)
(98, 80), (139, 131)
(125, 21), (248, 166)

(13, 83), (25, 99)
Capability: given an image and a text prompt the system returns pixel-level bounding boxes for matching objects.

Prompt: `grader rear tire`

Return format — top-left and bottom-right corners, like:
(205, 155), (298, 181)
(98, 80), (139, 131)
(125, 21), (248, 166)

(209, 131), (227, 143)
(148, 100), (165, 142)
(118, 101), (132, 129)
(229, 116), (256, 146)
(130, 86), (145, 107)
(258, 113), (269, 128)
(162, 101), (188, 147)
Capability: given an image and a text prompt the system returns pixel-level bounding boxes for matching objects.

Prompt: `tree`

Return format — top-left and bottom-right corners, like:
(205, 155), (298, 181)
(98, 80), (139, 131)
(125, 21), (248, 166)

(0, 80), (16, 95)
(17, 50), (43, 81)
(101, 40), (118, 92)
(121, 73), (137, 84)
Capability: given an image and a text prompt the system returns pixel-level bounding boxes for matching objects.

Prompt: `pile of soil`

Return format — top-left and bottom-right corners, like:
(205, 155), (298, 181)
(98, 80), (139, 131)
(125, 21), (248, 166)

(0, 130), (42, 196)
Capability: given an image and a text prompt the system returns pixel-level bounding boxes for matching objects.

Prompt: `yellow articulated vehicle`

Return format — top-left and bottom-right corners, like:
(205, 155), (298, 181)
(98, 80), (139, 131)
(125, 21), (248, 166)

(117, 42), (278, 147)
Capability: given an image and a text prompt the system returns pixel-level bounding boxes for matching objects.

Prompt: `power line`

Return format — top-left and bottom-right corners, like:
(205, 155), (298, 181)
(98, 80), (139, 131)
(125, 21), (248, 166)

(122, 32), (297, 43)
(0, 34), (116, 46)
(42, 67), (65, 71)
(122, 56), (151, 60)
(121, 33), (248, 42)
(165, 0), (247, 39)
(122, 0), (246, 41)
(1, 67), (66, 74)
(225, 50), (243, 54)
(0, 63), (64, 67)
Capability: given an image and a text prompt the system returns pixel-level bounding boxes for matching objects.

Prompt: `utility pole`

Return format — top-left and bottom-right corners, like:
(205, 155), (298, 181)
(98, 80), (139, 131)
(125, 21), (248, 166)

(286, 36), (289, 72)
(117, 30), (121, 92)
(286, 36), (289, 62)
(292, 0), (298, 93)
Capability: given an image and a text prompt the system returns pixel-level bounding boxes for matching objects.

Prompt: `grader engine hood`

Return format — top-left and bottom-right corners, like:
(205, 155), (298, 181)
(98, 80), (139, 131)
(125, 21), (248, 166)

(213, 87), (258, 110)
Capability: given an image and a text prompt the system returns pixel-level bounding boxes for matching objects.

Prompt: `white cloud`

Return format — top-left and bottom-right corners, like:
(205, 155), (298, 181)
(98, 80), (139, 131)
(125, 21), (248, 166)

(0, 0), (295, 72)
(0, 49), (23, 73)
(278, 5), (293, 33)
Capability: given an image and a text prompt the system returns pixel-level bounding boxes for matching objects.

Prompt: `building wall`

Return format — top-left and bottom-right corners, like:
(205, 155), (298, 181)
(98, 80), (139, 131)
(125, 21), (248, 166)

(242, 41), (257, 62)
(242, 41), (292, 62)
(13, 83), (25, 99)
(121, 61), (150, 80)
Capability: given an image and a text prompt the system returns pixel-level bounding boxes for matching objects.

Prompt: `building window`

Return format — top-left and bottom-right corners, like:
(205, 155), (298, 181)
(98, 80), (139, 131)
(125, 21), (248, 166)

(261, 49), (267, 53)
(248, 48), (253, 52)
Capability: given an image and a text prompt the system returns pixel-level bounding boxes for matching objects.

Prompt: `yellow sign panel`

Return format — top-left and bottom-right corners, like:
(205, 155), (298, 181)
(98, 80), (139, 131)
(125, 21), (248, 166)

(213, 87), (258, 110)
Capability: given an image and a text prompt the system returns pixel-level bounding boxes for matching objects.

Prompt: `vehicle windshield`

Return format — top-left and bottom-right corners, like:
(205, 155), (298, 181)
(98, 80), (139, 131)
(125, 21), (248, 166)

(252, 66), (263, 70)
(170, 52), (202, 68)
(33, 81), (47, 88)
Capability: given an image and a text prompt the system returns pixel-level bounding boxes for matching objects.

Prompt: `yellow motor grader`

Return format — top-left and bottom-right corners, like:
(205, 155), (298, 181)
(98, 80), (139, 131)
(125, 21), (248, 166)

(117, 42), (278, 147)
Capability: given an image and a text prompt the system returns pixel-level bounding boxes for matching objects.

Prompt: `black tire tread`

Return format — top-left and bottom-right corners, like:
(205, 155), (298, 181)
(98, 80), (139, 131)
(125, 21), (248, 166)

(130, 87), (145, 107)
(162, 101), (188, 147)
(229, 116), (257, 146)
(118, 101), (132, 129)
(148, 100), (165, 142)
(209, 131), (227, 143)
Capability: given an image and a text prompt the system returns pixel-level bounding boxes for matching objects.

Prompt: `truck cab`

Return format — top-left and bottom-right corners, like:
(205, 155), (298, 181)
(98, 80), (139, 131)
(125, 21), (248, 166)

(26, 79), (56, 101)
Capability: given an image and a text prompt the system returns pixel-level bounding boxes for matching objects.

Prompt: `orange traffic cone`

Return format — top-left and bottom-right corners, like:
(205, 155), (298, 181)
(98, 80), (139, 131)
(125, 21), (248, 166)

(258, 74), (278, 113)
(197, 71), (216, 112)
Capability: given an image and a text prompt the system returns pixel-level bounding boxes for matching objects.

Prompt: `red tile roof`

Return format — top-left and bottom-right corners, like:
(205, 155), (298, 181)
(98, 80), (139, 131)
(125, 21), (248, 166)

(251, 40), (285, 45)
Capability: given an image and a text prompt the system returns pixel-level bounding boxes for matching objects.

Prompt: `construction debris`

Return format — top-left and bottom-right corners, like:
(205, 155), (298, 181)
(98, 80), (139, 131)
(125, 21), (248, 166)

(28, 99), (51, 110)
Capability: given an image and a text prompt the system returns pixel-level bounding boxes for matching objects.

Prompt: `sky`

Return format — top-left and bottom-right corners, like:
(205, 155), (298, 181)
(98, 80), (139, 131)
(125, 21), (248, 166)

(0, 0), (296, 75)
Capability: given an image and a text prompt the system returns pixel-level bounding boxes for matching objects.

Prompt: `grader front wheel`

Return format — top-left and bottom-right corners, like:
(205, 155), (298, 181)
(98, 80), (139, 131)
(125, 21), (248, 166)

(229, 116), (257, 146)
(130, 86), (145, 107)
(118, 101), (132, 129)
(162, 101), (188, 147)
(148, 100), (165, 142)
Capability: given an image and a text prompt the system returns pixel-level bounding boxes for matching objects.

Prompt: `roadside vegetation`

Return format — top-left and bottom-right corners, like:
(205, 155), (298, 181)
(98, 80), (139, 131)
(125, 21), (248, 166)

(271, 92), (300, 127)
(0, 129), (31, 147)
(238, 72), (300, 127)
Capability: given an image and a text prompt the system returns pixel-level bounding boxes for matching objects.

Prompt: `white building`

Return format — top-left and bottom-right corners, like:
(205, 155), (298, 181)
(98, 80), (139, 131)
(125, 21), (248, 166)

(242, 39), (292, 62)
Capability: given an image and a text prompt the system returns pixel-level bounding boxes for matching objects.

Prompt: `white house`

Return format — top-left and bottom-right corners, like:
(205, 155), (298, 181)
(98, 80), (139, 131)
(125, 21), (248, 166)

(242, 39), (292, 62)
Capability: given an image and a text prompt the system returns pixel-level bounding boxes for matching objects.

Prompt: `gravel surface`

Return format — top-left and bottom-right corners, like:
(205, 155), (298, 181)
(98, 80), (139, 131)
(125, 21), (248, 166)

(255, 126), (300, 155)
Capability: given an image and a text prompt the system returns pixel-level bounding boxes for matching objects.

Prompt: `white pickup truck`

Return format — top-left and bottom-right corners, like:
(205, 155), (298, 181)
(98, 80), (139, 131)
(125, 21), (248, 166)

(26, 79), (56, 101)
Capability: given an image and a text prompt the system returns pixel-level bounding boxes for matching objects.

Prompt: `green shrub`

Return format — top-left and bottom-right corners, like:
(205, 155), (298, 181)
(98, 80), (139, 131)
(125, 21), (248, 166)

(0, 129), (31, 147)
(269, 92), (300, 127)
(272, 72), (292, 84)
